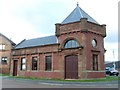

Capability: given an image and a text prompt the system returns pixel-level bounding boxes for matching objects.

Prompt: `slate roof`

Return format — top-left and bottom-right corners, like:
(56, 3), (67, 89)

(62, 4), (98, 24)
(15, 4), (98, 49)
(0, 33), (16, 46)
(15, 35), (58, 49)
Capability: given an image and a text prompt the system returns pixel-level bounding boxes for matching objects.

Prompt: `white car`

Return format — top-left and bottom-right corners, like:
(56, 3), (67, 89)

(108, 68), (119, 76)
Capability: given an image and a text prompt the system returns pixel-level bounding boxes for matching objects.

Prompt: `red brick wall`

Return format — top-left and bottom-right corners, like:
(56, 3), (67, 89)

(11, 47), (65, 79)
(85, 32), (105, 71)
(18, 71), (63, 79)
(11, 19), (106, 79)
(87, 72), (105, 79)
(0, 65), (10, 74)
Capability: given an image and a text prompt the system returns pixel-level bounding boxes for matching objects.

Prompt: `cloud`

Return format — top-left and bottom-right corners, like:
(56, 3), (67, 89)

(0, 0), (119, 62)
(105, 30), (118, 43)
(0, 0), (50, 44)
(105, 42), (118, 61)
(0, 13), (49, 43)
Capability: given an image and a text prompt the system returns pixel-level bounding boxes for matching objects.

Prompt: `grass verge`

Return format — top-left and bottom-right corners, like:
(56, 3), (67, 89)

(1, 73), (119, 82)
(0, 74), (9, 76)
(7, 75), (119, 82)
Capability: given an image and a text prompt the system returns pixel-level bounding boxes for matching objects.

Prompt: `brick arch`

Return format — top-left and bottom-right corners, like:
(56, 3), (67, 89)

(60, 37), (81, 49)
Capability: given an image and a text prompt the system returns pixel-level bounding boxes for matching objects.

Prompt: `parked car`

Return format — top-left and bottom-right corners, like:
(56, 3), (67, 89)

(105, 67), (110, 74)
(105, 67), (119, 76)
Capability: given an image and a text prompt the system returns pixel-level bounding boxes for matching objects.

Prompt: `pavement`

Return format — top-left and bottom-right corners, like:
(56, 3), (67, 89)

(0, 76), (119, 88)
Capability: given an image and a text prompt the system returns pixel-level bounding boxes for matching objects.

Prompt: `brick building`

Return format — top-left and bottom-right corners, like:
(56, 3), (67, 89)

(0, 33), (16, 74)
(10, 4), (106, 79)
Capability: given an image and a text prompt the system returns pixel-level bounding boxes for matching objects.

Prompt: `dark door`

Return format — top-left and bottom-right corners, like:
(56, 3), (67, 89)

(13, 60), (18, 76)
(65, 55), (78, 79)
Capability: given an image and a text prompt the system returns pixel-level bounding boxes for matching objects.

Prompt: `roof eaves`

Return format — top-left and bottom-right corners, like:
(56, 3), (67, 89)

(14, 43), (59, 50)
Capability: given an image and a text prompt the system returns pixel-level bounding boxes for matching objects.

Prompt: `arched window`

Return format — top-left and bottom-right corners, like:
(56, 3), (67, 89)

(64, 39), (79, 48)
(91, 39), (97, 47)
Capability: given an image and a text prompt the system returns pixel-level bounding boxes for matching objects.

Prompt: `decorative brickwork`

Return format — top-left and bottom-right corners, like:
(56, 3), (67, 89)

(10, 4), (106, 79)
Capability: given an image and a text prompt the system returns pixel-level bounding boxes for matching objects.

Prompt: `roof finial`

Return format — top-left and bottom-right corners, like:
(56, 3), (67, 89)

(77, 2), (79, 6)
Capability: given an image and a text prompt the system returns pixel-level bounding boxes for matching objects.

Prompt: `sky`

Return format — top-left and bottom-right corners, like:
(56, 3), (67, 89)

(0, 0), (119, 62)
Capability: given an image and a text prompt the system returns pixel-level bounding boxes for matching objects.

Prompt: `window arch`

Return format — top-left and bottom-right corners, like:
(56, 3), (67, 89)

(64, 39), (79, 48)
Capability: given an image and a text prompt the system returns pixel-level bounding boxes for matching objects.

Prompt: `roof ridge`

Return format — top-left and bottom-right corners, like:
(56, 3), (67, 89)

(0, 33), (16, 46)
(61, 4), (98, 24)
(79, 6), (98, 24)
(62, 6), (77, 24)
(14, 39), (26, 48)
(15, 35), (58, 49)
(26, 35), (55, 41)
(77, 4), (83, 18)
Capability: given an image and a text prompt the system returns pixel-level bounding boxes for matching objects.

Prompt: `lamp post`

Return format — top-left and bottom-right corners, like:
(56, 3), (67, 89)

(113, 49), (116, 69)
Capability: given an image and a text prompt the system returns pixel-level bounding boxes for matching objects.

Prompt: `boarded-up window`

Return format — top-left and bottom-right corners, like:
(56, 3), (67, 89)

(45, 56), (52, 71)
(93, 54), (98, 71)
(32, 57), (38, 70)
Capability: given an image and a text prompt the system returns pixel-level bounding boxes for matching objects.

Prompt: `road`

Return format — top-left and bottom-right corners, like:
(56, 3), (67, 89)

(0, 76), (119, 88)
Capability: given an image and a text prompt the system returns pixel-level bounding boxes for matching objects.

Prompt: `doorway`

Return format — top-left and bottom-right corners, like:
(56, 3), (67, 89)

(13, 60), (18, 76)
(65, 55), (78, 79)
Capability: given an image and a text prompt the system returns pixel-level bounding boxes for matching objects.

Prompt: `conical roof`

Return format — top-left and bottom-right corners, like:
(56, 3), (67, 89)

(62, 4), (98, 24)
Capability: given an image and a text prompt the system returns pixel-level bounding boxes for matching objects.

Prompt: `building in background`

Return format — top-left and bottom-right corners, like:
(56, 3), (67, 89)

(0, 33), (16, 74)
(10, 4), (106, 79)
(105, 61), (120, 71)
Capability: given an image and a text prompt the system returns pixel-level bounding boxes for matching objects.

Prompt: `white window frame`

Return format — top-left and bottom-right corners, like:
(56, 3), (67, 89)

(21, 58), (26, 70)
(0, 44), (5, 50)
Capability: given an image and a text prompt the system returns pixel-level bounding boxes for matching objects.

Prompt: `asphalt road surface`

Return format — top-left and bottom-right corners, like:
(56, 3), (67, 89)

(0, 76), (119, 88)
